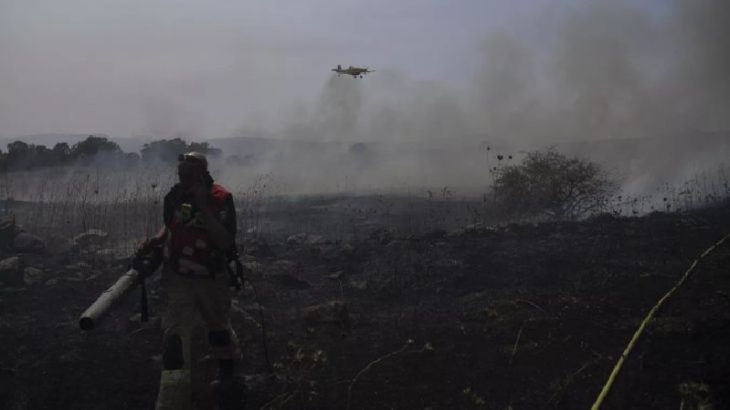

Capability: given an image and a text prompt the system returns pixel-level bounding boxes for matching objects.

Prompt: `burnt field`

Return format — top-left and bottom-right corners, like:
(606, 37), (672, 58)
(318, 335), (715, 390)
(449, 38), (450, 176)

(1, 195), (730, 409)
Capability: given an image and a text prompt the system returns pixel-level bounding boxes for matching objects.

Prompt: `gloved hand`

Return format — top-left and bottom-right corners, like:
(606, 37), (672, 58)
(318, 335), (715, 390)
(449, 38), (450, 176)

(136, 237), (155, 254)
(137, 226), (168, 255)
(136, 231), (165, 255)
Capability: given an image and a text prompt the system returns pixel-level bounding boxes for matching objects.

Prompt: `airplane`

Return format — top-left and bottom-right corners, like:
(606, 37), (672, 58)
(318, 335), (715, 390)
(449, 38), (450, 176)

(331, 64), (375, 78)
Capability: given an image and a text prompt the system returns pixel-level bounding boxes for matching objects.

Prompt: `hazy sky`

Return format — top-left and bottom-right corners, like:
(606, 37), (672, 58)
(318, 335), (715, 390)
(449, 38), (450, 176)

(1, 0), (726, 144)
(0, 0), (543, 138)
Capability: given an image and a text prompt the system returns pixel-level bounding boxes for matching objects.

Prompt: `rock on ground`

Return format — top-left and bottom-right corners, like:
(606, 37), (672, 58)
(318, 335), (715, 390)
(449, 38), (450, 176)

(301, 301), (351, 334)
(0, 216), (17, 251)
(0, 256), (21, 284)
(73, 229), (109, 249)
(23, 267), (45, 285)
(45, 235), (77, 255)
(13, 232), (46, 254)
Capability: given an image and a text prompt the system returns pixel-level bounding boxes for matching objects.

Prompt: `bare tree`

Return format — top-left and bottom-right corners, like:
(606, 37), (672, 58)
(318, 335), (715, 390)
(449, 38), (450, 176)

(492, 149), (616, 220)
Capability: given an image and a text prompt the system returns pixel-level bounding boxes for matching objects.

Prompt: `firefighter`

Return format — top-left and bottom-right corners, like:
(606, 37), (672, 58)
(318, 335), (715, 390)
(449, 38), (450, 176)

(139, 151), (245, 410)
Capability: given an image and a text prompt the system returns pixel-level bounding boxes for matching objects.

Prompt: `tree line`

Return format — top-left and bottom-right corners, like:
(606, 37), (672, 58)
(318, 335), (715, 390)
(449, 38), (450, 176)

(0, 135), (221, 172)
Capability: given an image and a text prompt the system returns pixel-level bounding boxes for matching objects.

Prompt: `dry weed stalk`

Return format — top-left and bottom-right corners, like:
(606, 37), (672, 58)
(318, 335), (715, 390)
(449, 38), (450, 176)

(345, 339), (433, 410)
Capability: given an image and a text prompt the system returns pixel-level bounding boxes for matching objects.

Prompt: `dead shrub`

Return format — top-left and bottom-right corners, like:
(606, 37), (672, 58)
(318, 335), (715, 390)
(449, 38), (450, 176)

(492, 149), (616, 220)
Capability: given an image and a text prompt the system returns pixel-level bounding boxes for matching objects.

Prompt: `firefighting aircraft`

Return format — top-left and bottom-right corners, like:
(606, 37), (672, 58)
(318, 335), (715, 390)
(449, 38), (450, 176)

(331, 64), (375, 78)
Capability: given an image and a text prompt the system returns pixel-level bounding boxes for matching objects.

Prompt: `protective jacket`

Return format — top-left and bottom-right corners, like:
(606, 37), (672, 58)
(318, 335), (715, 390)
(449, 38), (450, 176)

(163, 183), (234, 276)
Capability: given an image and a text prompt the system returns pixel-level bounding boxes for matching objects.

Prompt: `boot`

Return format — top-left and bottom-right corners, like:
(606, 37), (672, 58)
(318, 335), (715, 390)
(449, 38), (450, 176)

(210, 360), (246, 410)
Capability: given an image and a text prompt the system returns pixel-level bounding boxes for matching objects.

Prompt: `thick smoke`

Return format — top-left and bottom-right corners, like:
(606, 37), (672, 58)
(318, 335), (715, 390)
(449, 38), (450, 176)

(671, 1), (730, 132)
(215, 0), (729, 195)
(471, 0), (730, 143)
(272, 1), (729, 149)
(4, 1), (729, 197)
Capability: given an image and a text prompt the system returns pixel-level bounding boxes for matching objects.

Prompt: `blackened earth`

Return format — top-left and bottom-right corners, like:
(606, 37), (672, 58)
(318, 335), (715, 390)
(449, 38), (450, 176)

(2, 204), (730, 409)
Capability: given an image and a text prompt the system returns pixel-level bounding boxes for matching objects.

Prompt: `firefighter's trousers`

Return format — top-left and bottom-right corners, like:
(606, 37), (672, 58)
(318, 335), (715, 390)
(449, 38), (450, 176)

(155, 268), (241, 410)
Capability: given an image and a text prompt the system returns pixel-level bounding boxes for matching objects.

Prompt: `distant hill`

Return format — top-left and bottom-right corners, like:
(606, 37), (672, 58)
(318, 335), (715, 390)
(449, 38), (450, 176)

(0, 134), (91, 149)
(0, 134), (152, 153)
(4, 130), (729, 183)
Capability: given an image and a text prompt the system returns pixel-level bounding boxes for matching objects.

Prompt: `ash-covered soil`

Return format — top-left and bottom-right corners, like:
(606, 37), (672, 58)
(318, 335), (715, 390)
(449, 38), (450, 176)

(2, 202), (730, 409)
